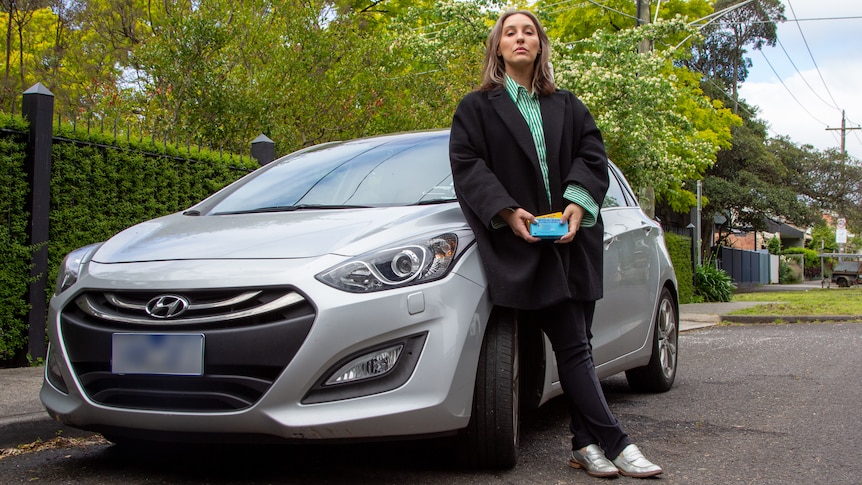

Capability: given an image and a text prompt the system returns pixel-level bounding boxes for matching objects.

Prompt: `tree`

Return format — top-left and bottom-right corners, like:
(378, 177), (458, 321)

(702, 114), (818, 241)
(0, 0), (146, 119)
(539, 0), (712, 49)
(553, 19), (739, 209)
(766, 234), (780, 254)
(808, 219), (837, 253)
(1, 0), (51, 110)
(113, 0), (494, 154)
(682, 0), (785, 112)
(775, 138), (862, 229)
(382, 0), (496, 133)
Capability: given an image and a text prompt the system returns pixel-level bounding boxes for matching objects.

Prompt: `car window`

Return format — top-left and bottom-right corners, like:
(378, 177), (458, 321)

(210, 134), (455, 214)
(603, 168), (630, 208)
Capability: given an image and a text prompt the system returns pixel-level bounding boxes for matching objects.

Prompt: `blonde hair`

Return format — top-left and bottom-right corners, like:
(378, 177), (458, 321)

(478, 9), (556, 96)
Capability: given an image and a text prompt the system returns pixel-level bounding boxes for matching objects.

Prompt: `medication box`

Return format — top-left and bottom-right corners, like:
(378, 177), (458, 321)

(530, 212), (567, 239)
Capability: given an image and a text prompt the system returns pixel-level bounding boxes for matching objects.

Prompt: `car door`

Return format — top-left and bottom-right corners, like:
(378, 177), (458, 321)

(592, 166), (661, 366)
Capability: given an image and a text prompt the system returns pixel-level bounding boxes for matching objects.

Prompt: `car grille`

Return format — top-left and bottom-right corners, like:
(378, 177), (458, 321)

(59, 287), (315, 412)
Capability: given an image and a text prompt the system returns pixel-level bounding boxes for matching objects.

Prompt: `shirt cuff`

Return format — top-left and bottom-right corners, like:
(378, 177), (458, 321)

(490, 207), (516, 230)
(564, 184), (599, 228)
(491, 215), (508, 229)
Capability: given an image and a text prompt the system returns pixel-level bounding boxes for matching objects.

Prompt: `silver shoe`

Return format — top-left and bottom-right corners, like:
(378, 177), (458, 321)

(569, 444), (619, 478)
(612, 444), (663, 478)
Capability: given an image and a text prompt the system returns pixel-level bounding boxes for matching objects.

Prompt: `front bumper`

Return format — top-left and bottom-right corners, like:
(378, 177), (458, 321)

(41, 251), (490, 442)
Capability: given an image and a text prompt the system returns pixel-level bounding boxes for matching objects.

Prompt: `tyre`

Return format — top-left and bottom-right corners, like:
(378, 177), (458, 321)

(625, 287), (678, 393)
(456, 307), (520, 469)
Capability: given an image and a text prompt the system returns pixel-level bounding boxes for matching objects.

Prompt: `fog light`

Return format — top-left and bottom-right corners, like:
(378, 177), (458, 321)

(326, 344), (403, 385)
(45, 344), (69, 394)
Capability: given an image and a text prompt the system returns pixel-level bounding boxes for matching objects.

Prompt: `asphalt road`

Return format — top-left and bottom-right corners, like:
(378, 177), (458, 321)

(2, 323), (860, 484)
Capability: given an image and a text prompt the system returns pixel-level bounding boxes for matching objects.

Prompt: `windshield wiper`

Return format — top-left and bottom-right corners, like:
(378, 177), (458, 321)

(214, 204), (372, 215)
(414, 198), (457, 206)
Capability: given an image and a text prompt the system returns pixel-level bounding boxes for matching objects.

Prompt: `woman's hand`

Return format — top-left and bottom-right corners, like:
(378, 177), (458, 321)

(557, 203), (584, 244)
(499, 208), (540, 243)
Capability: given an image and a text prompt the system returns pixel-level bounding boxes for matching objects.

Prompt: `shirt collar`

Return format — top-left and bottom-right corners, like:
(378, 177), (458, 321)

(504, 74), (536, 102)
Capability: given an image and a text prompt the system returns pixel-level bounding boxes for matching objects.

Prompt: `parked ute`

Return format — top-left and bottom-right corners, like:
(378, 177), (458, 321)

(42, 129), (679, 469)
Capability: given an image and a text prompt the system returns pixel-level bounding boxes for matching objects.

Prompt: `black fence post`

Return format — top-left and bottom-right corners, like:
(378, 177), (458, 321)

(251, 134), (275, 166)
(22, 83), (54, 361)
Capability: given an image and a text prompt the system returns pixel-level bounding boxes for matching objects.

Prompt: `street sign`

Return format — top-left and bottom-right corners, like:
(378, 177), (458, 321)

(837, 228), (847, 244)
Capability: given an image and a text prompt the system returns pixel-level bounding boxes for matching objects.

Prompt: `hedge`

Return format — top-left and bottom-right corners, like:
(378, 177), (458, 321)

(0, 115), (33, 360)
(0, 114), (257, 362)
(664, 232), (694, 304)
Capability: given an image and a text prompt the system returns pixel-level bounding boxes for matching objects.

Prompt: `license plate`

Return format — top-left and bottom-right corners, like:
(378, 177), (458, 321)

(112, 333), (204, 376)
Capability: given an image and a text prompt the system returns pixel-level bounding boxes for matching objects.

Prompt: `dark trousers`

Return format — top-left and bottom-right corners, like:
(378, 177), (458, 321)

(534, 299), (630, 458)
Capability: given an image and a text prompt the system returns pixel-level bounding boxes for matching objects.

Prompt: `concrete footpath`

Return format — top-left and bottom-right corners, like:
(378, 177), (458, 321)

(0, 366), (92, 449)
(0, 281), (832, 449)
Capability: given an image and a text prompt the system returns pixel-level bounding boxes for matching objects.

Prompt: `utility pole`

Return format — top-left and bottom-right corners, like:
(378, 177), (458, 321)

(636, 0), (652, 54)
(826, 110), (861, 220)
(635, 0), (655, 217)
(825, 110), (861, 159)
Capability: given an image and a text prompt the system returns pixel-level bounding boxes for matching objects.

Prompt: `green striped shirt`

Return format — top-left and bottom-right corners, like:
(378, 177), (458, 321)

(503, 75), (598, 228)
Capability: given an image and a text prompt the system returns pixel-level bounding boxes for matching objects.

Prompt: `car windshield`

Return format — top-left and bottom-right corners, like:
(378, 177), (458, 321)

(210, 132), (456, 214)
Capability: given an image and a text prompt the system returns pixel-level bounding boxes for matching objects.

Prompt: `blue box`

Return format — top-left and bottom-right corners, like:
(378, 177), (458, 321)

(530, 217), (567, 239)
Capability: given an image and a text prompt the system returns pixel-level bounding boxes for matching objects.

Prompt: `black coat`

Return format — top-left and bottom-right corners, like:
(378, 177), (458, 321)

(449, 87), (609, 310)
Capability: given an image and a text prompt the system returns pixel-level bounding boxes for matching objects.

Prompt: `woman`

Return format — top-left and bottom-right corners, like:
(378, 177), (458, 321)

(449, 9), (662, 479)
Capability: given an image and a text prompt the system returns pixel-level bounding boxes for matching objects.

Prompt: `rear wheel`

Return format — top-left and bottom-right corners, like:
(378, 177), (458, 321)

(626, 287), (678, 393)
(457, 307), (519, 469)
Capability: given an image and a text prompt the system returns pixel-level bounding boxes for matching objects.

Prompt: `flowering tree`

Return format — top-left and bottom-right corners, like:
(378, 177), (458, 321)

(553, 19), (740, 210)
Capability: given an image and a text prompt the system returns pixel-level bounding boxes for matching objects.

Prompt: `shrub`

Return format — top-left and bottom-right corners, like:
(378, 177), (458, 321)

(778, 255), (803, 284)
(782, 246), (820, 279)
(767, 235), (781, 255)
(694, 263), (736, 302)
(663, 232), (694, 304)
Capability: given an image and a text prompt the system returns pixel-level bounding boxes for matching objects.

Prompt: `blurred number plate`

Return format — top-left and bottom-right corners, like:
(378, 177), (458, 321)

(112, 333), (204, 376)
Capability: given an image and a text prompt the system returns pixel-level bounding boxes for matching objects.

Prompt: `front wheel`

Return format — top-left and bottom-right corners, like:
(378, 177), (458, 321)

(625, 287), (678, 393)
(456, 308), (519, 469)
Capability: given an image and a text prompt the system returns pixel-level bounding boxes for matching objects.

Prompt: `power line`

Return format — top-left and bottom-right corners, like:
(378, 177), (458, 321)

(673, 0), (756, 50)
(750, 15), (862, 23)
(583, 0), (638, 21)
(775, 39), (839, 111)
(755, 49), (828, 126)
(785, 0), (842, 110)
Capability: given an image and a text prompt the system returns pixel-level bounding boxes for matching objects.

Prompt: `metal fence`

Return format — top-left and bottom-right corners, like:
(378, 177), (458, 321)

(717, 246), (772, 285)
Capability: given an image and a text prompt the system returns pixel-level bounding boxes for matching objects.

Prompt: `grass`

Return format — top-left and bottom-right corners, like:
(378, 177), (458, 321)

(729, 287), (862, 316)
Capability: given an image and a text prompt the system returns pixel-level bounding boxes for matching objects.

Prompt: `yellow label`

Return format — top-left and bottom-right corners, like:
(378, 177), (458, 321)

(536, 212), (563, 219)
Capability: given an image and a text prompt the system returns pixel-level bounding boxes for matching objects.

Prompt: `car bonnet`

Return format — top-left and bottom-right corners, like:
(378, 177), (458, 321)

(91, 205), (465, 263)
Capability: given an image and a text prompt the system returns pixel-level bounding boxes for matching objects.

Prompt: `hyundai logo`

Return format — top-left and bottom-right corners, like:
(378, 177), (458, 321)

(145, 295), (190, 319)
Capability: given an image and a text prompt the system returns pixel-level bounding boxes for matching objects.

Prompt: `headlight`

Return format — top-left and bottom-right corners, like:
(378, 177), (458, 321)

(54, 243), (102, 295)
(316, 230), (473, 292)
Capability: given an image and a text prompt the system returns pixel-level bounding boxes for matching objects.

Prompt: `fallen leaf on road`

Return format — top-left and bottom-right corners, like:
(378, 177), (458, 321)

(0, 435), (108, 461)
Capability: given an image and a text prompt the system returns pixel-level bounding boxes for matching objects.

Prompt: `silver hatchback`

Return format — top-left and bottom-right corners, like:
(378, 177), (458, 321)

(42, 129), (679, 469)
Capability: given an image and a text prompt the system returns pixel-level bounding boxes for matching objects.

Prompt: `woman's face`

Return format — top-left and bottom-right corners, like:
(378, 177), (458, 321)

(497, 13), (540, 73)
